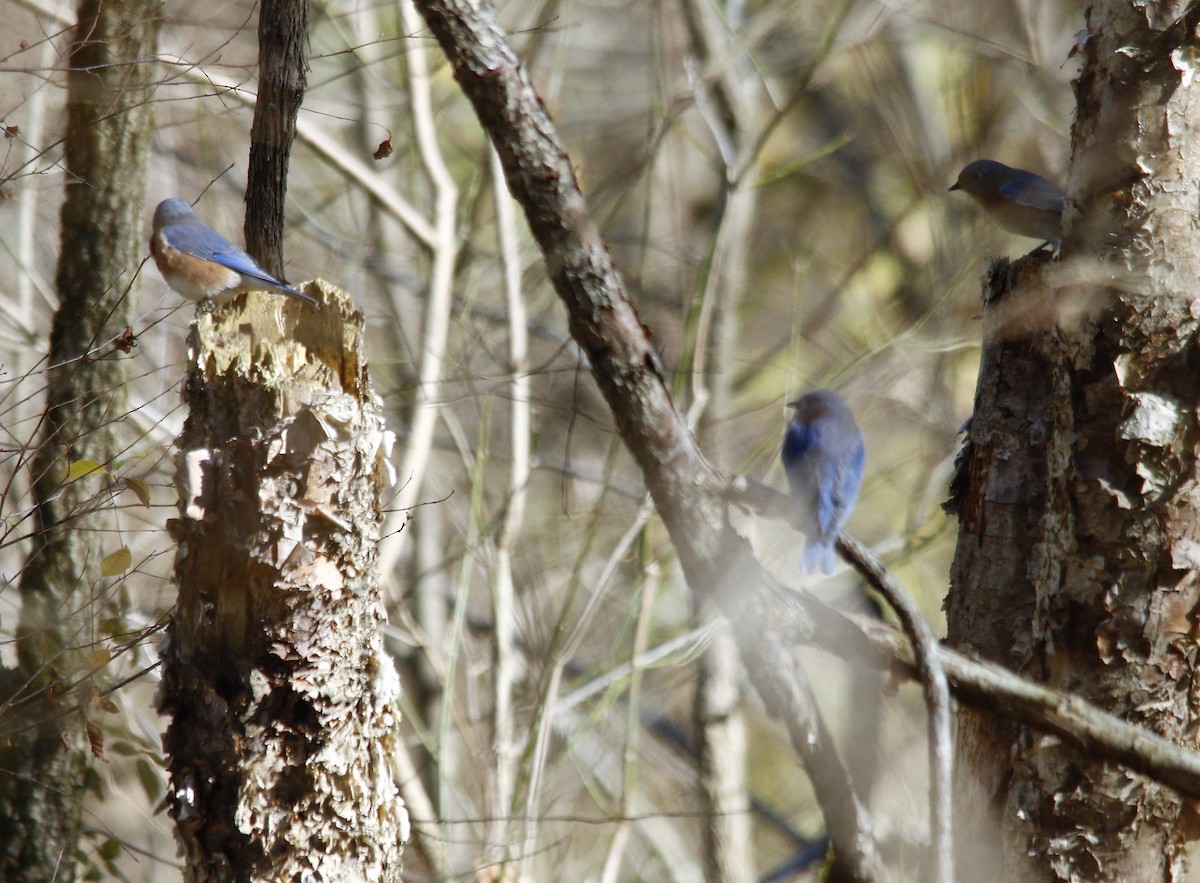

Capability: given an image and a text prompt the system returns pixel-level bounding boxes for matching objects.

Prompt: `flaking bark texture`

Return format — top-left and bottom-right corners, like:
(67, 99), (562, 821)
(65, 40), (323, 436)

(159, 284), (409, 882)
(947, 3), (1200, 879)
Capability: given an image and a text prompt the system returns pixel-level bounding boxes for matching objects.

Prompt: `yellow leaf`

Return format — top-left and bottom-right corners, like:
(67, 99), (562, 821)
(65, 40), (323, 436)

(86, 648), (112, 669)
(101, 546), (131, 577)
(125, 478), (151, 507)
(66, 459), (106, 481)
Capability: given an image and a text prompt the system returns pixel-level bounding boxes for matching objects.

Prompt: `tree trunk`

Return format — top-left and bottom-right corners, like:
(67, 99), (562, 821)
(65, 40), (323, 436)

(158, 286), (409, 881)
(947, 2), (1200, 880)
(246, 0), (309, 277)
(0, 1), (159, 878)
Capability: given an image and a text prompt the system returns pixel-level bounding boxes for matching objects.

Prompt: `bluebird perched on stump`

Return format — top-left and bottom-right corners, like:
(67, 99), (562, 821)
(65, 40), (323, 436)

(150, 198), (319, 307)
(949, 159), (1064, 252)
(781, 390), (865, 574)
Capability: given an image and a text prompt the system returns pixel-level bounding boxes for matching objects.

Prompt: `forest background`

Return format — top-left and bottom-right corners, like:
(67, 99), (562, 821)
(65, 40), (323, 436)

(0, 0), (1105, 880)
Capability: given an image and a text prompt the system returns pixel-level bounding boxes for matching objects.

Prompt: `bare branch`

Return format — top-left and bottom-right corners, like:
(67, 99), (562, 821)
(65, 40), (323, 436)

(411, 2), (885, 879)
(377, 0), (461, 575)
(732, 476), (1200, 803)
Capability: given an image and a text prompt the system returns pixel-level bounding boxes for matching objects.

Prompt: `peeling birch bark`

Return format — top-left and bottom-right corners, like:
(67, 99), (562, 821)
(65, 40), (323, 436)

(158, 284), (409, 882)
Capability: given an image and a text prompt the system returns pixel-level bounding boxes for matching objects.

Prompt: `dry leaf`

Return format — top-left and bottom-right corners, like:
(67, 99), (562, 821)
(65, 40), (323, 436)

(125, 478), (151, 507)
(86, 720), (107, 762)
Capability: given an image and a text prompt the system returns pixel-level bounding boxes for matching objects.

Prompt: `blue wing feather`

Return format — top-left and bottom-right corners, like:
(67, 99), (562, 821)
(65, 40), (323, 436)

(162, 223), (284, 286)
(999, 172), (1065, 214)
(781, 394), (865, 574)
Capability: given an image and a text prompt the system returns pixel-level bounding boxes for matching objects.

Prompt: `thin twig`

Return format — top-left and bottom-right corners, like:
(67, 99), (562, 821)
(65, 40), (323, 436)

(839, 535), (953, 883)
(729, 475), (952, 881)
(519, 499), (655, 873)
(378, 0), (461, 576)
(152, 53), (439, 248)
(488, 144), (529, 865)
(600, 554), (659, 883)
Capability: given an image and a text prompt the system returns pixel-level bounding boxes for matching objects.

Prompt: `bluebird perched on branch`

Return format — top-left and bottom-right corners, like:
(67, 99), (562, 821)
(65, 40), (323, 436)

(949, 160), (1064, 252)
(150, 198), (319, 307)
(781, 390), (865, 574)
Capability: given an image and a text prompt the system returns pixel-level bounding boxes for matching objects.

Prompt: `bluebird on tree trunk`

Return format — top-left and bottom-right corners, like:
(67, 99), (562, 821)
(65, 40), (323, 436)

(949, 159), (1064, 252)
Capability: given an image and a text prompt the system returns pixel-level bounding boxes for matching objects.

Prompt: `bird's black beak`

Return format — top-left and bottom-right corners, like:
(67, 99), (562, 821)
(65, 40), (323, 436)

(948, 182), (960, 192)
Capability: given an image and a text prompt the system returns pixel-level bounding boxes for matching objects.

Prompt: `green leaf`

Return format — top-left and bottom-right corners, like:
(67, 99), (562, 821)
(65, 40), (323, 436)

(137, 757), (164, 804)
(109, 740), (138, 756)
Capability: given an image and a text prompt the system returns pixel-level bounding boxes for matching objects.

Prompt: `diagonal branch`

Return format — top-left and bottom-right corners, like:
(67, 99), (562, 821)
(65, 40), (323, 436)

(732, 476), (952, 880)
(412, 2), (884, 880)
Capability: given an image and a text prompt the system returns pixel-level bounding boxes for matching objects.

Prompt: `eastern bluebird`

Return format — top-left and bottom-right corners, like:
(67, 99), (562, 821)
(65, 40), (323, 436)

(781, 390), (865, 574)
(150, 198), (319, 307)
(949, 160), (1064, 251)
